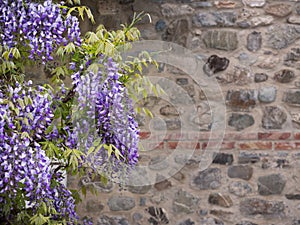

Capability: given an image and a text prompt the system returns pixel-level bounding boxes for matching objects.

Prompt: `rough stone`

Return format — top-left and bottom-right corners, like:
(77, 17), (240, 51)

(86, 200), (104, 212)
(238, 152), (260, 164)
(240, 198), (285, 217)
(228, 113), (255, 131)
(173, 189), (199, 214)
(155, 19), (167, 31)
(212, 153), (234, 165)
(284, 48), (300, 69)
(236, 221), (258, 225)
(199, 217), (224, 225)
(208, 193), (233, 208)
(192, 11), (237, 27)
(132, 213), (143, 222)
(229, 181), (253, 197)
(210, 210), (234, 221)
(163, 19), (190, 46)
(203, 30), (238, 51)
(176, 78), (188, 85)
(118, 0), (134, 4)
(247, 31), (262, 52)
(285, 194), (300, 200)
(217, 66), (252, 85)
(262, 106), (287, 129)
(107, 196), (135, 211)
(203, 55), (230, 76)
(146, 206), (169, 225)
(191, 168), (222, 190)
(257, 56), (280, 69)
(160, 105), (180, 116)
(238, 53), (257, 66)
(178, 219), (195, 225)
(258, 86), (277, 103)
(265, 3), (292, 17)
(226, 90), (256, 111)
(258, 174), (286, 195)
(161, 3), (194, 17)
(288, 16), (300, 25)
(250, 16), (274, 27)
(128, 184), (151, 194)
(268, 25), (300, 49)
(149, 156), (169, 170)
(97, 215), (114, 225)
(274, 69), (295, 83)
(283, 91), (300, 106)
(191, 2), (213, 8)
(243, 0), (265, 8)
(154, 175), (172, 191)
(254, 73), (268, 83)
(214, 0), (237, 9)
(228, 165), (253, 180)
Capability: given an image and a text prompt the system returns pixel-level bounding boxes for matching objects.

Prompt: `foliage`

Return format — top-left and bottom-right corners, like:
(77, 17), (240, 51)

(0, 0), (158, 224)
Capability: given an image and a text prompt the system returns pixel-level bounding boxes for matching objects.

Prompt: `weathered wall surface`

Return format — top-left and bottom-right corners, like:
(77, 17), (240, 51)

(67, 0), (300, 224)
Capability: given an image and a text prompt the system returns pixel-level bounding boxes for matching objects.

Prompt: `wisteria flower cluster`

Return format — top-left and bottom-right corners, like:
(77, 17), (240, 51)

(0, 0), (81, 61)
(0, 81), (77, 223)
(72, 58), (139, 174)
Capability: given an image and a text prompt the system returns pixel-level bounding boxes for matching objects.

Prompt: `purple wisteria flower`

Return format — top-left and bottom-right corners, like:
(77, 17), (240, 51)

(0, 81), (78, 223)
(71, 58), (139, 175)
(0, 0), (81, 61)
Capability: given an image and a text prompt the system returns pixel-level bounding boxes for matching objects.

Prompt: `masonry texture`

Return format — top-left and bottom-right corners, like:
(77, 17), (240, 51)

(65, 0), (300, 224)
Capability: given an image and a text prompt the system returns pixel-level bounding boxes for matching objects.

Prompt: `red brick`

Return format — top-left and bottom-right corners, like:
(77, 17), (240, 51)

(164, 132), (188, 141)
(294, 133), (300, 140)
(224, 132), (257, 140)
(236, 142), (272, 150)
(274, 142), (300, 150)
(167, 141), (200, 150)
(202, 141), (235, 150)
(139, 132), (151, 139)
(258, 132), (291, 140)
(141, 141), (164, 150)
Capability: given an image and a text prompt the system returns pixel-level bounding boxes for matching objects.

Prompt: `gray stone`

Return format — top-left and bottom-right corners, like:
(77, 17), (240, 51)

(162, 19), (190, 47)
(108, 196), (135, 211)
(119, 0), (134, 4)
(139, 197), (146, 206)
(161, 3), (194, 17)
(191, 168), (222, 190)
(238, 20), (251, 28)
(262, 106), (287, 129)
(274, 69), (295, 83)
(155, 19), (167, 31)
(203, 55), (230, 76)
(149, 156), (169, 170)
(160, 105), (180, 116)
(284, 48), (300, 69)
(176, 78), (188, 85)
(146, 206), (169, 224)
(285, 194), (300, 200)
(173, 189), (199, 214)
(229, 181), (252, 197)
(154, 175), (172, 191)
(247, 31), (262, 52)
(210, 210), (234, 221)
(192, 11), (237, 27)
(226, 90), (256, 111)
(265, 3), (292, 17)
(199, 217), (224, 225)
(258, 174), (286, 195)
(208, 193), (233, 208)
(191, 2), (213, 8)
(268, 25), (300, 49)
(238, 152), (260, 164)
(254, 73), (268, 83)
(132, 213), (143, 222)
(258, 86), (277, 103)
(243, 0), (265, 7)
(240, 198), (285, 217)
(86, 200), (104, 212)
(283, 91), (300, 106)
(236, 221), (258, 225)
(228, 165), (253, 180)
(128, 184), (151, 194)
(238, 53), (257, 66)
(212, 153), (234, 165)
(250, 16), (274, 27)
(203, 30), (238, 51)
(228, 113), (255, 131)
(178, 219), (195, 225)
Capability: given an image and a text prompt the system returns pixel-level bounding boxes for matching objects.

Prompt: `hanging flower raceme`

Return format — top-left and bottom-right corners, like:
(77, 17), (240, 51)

(0, 0), (81, 61)
(0, 81), (78, 223)
(71, 58), (139, 175)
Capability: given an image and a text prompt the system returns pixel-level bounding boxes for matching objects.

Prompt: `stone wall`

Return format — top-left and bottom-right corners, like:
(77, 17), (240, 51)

(68, 0), (300, 224)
